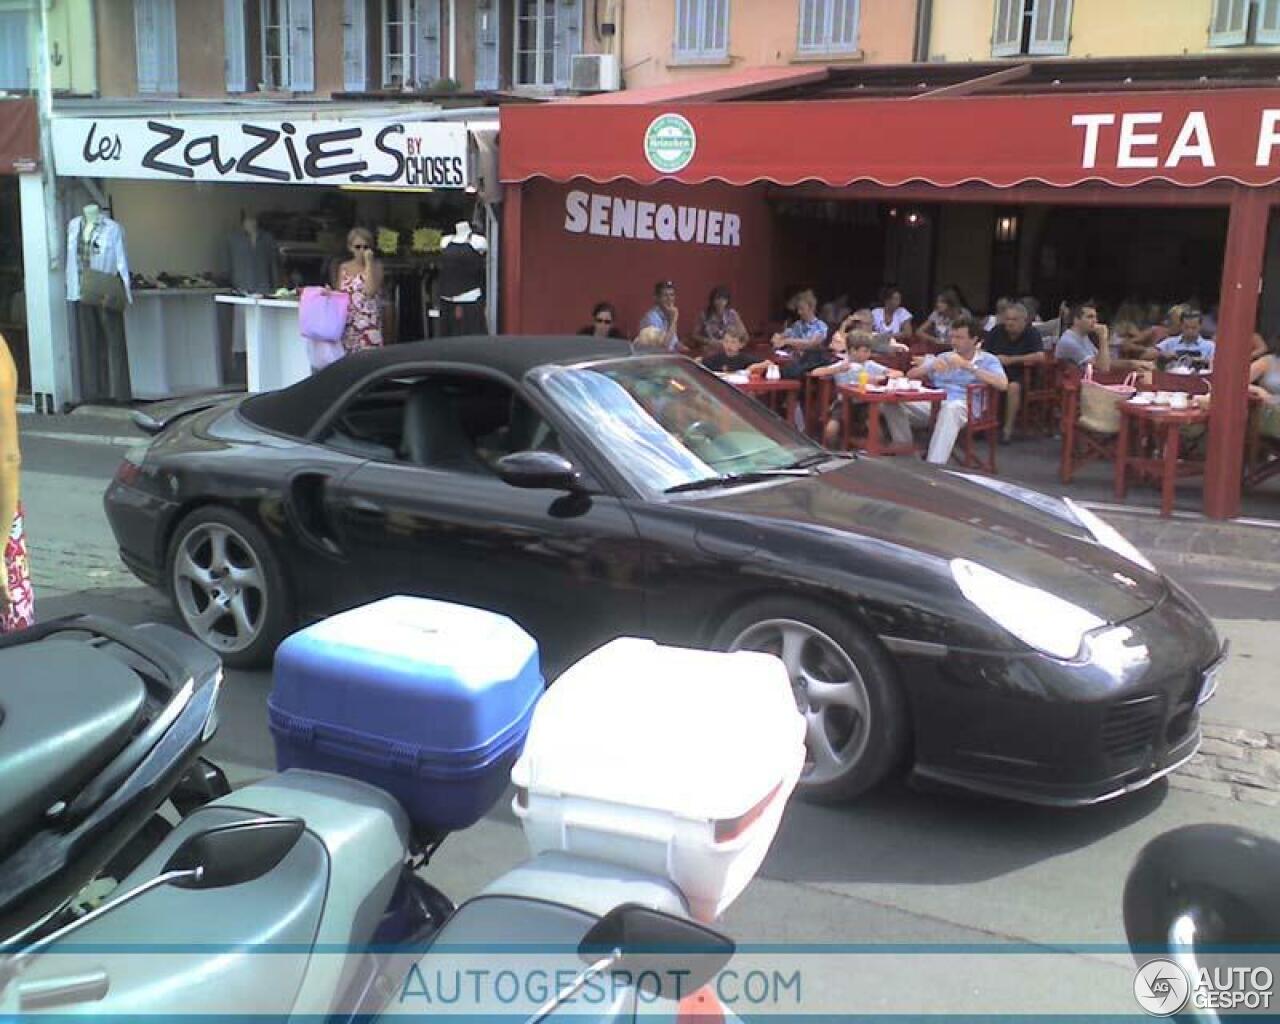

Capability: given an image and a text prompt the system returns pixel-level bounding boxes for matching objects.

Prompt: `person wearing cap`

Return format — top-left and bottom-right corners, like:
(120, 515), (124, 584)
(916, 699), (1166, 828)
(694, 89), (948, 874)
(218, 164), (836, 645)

(638, 281), (680, 352)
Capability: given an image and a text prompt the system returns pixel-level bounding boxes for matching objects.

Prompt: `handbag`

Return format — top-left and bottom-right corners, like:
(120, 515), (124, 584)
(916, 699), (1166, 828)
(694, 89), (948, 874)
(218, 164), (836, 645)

(79, 269), (127, 313)
(1078, 366), (1138, 436)
(299, 286), (350, 344)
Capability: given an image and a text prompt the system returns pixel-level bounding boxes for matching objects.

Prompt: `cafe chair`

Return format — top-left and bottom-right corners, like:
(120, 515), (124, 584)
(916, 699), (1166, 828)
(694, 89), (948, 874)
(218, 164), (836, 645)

(955, 383), (1000, 474)
(1018, 358), (1061, 437)
(1151, 369), (1211, 396)
(1246, 417), (1280, 490)
(803, 375), (833, 442)
(1059, 366), (1129, 483)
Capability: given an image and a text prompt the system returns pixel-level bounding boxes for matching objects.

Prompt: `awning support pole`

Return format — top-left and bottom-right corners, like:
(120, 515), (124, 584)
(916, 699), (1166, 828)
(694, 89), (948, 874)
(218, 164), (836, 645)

(502, 185), (524, 335)
(1204, 187), (1270, 520)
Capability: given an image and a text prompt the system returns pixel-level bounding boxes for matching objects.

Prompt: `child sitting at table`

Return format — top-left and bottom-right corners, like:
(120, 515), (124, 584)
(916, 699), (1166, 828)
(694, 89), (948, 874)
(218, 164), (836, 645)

(811, 331), (903, 447)
(700, 333), (755, 374)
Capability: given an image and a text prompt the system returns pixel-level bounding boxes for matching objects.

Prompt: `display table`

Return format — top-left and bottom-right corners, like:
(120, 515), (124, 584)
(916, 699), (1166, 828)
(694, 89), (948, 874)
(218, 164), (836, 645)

(215, 295), (310, 394)
(124, 288), (224, 399)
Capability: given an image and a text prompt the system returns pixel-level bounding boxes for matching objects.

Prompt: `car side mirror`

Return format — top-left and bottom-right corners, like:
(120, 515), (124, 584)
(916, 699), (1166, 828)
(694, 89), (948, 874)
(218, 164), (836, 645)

(495, 451), (584, 493)
(578, 904), (735, 994)
(162, 817), (305, 890)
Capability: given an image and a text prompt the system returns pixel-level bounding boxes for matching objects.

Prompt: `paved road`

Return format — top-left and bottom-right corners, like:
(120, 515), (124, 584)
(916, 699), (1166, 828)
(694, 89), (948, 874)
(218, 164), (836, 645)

(16, 415), (1280, 1014)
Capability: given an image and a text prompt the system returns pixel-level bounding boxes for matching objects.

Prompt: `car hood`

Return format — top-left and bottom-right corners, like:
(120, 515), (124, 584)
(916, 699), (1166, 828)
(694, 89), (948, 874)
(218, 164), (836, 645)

(689, 457), (1164, 624)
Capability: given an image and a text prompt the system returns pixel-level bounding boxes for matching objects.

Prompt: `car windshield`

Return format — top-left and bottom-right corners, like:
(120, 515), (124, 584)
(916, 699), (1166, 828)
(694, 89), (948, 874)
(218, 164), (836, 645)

(536, 357), (824, 496)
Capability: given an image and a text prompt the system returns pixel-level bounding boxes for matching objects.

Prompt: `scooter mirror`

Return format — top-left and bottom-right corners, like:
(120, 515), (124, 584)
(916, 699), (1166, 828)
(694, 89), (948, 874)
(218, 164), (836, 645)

(1125, 825), (1280, 1020)
(162, 817), (305, 890)
(578, 904), (735, 995)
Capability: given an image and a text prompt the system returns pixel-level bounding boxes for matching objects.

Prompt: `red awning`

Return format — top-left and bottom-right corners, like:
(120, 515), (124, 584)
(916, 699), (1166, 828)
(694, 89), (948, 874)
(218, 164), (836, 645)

(0, 98), (39, 174)
(501, 86), (1280, 190)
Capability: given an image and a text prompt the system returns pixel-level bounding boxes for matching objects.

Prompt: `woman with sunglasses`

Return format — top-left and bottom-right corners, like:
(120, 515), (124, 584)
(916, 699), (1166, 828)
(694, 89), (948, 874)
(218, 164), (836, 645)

(693, 285), (748, 354)
(578, 301), (627, 339)
(330, 227), (385, 354)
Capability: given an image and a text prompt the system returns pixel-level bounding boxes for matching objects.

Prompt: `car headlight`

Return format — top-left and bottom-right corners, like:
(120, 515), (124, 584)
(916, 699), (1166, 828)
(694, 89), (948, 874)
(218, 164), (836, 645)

(950, 558), (1105, 661)
(1063, 499), (1156, 573)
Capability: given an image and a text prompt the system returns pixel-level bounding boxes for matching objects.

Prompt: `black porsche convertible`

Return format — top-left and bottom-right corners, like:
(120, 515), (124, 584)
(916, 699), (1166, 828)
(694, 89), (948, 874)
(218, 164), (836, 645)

(105, 337), (1224, 805)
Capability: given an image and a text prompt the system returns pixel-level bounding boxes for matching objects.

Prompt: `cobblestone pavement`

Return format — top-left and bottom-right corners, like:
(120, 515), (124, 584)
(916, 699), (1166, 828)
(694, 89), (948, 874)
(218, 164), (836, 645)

(1172, 723), (1280, 805)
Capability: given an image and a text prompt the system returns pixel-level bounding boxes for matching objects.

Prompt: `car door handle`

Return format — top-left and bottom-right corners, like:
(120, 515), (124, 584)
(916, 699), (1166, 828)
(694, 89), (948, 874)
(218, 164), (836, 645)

(346, 497), (386, 521)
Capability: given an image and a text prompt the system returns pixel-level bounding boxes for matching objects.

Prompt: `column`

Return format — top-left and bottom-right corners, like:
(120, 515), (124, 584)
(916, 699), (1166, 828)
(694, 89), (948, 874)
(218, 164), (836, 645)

(19, 171), (72, 413)
(1204, 187), (1270, 520)
(501, 185), (524, 335)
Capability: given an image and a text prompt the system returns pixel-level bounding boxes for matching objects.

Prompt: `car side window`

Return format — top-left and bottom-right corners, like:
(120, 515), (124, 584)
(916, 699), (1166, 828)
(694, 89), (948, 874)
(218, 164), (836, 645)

(321, 373), (561, 474)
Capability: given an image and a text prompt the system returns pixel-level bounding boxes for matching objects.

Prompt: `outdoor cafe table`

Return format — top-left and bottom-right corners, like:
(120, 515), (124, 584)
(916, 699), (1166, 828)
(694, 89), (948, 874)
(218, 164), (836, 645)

(731, 377), (802, 421)
(1114, 400), (1209, 517)
(836, 383), (947, 455)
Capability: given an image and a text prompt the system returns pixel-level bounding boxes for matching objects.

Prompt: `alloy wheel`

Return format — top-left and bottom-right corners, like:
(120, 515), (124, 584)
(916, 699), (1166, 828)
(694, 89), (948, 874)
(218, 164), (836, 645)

(729, 618), (872, 786)
(172, 522), (269, 655)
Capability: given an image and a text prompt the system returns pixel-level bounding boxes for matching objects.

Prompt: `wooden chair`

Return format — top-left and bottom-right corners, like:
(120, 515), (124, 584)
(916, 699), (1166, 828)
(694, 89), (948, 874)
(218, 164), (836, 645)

(877, 350), (913, 373)
(803, 375), (833, 442)
(1059, 366), (1130, 483)
(1150, 370), (1211, 396)
(1246, 402), (1280, 489)
(955, 383), (1000, 474)
(1017, 357), (1061, 437)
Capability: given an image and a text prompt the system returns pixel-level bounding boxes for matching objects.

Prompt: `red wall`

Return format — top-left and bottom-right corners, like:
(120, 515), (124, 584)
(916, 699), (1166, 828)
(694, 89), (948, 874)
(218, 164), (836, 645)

(507, 178), (774, 338)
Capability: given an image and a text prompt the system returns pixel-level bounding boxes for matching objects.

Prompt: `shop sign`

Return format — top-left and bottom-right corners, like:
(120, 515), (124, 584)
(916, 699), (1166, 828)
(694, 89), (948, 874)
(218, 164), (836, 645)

(644, 114), (696, 175)
(564, 189), (741, 247)
(51, 117), (470, 189)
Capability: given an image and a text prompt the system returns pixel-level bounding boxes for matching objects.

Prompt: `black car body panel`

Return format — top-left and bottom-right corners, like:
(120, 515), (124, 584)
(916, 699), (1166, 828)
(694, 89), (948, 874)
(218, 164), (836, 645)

(103, 337), (1223, 805)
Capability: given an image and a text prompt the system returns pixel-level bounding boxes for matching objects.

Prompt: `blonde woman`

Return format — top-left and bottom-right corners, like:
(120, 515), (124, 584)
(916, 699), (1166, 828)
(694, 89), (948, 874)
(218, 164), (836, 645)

(1, 332), (33, 632)
(330, 227), (385, 353)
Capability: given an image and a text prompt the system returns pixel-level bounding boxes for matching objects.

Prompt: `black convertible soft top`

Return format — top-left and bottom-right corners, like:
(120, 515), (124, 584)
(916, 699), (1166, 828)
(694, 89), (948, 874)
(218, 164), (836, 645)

(240, 335), (634, 438)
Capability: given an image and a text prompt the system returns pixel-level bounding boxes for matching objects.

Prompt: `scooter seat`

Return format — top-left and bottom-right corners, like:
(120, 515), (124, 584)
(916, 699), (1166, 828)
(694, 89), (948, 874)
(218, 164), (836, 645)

(0, 641), (147, 853)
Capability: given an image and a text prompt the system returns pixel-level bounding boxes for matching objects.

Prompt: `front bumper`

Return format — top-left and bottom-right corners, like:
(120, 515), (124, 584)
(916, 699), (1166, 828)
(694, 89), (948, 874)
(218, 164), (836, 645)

(894, 587), (1223, 807)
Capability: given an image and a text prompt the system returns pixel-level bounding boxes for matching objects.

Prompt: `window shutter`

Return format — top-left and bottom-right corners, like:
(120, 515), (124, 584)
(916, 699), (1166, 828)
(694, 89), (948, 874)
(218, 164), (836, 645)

(1209, 0), (1249, 46)
(135, 0), (159, 92)
(1258, 0), (1280, 43)
(833, 0), (859, 49)
(156, 0), (179, 92)
(798, 0), (823, 51)
(992, 0), (1022, 56)
(674, 0), (694, 55)
(1028, 0), (1071, 55)
(0, 10), (32, 91)
(415, 0), (442, 85)
(288, 0), (315, 92)
(224, 0), (248, 92)
(553, 0), (582, 89)
(474, 0), (499, 90)
(343, 0), (367, 90)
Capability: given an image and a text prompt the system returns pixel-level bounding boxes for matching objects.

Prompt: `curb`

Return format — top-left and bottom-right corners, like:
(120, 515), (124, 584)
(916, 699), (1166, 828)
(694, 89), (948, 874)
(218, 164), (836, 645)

(1085, 502), (1280, 576)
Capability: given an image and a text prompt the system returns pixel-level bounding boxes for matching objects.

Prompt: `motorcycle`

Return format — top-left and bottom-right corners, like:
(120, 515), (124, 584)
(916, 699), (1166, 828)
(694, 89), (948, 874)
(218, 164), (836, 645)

(0, 607), (798, 1020)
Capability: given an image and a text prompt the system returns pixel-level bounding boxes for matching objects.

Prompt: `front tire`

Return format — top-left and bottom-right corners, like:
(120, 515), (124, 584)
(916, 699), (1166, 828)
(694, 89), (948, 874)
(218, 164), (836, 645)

(712, 597), (907, 803)
(167, 506), (291, 669)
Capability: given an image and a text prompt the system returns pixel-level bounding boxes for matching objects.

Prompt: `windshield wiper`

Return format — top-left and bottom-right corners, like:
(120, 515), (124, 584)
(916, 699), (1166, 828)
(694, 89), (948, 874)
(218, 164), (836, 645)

(664, 468), (815, 495)
(787, 452), (851, 469)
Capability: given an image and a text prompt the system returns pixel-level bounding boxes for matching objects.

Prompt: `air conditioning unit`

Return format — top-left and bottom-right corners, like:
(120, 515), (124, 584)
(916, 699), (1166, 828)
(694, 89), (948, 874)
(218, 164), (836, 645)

(571, 53), (620, 93)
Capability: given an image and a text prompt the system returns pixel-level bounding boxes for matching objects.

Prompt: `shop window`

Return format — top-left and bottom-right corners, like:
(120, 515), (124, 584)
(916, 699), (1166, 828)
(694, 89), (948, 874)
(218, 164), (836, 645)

(797, 0), (860, 55)
(224, 0), (314, 93)
(992, 0), (1072, 57)
(512, 0), (581, 89)
(0, 9), (32, 91)
(1210, 0), (1280, 46)
(674, 0), (729, 61)
(134, 0), (178, 94)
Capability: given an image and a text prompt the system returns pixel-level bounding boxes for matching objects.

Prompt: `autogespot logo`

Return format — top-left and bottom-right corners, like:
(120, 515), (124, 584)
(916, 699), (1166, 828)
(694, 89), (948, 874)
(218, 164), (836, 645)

(1135, 959), (1191, 1016)
(644, 113), (697, 174)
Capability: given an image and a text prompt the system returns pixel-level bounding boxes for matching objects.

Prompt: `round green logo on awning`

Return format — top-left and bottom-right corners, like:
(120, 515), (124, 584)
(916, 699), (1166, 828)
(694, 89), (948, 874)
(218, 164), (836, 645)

(644, 114), (697, 174)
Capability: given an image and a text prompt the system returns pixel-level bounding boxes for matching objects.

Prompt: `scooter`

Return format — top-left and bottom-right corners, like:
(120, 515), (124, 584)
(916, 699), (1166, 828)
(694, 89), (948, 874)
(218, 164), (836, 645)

(0, 612), (786, 1021)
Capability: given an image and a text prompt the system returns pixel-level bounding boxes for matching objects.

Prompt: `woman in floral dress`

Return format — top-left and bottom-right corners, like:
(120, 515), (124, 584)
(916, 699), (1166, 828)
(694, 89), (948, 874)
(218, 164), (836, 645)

(331, 227), (385, 354)
(1, 331), (34, 633)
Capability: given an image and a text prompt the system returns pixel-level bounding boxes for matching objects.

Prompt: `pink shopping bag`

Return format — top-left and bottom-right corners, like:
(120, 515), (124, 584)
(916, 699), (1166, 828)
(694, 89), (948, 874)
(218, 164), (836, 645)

(299, 286), (350, 344)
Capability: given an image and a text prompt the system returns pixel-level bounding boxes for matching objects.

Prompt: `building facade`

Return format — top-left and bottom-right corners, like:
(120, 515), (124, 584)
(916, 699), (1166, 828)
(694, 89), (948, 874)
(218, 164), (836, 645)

(928, 0), (1280, 63)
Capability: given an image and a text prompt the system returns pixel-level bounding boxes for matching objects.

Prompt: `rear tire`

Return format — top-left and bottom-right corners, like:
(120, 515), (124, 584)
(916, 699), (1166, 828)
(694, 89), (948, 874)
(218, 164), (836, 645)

(166, 506), (291, 669)
(712, 597), (908, 803)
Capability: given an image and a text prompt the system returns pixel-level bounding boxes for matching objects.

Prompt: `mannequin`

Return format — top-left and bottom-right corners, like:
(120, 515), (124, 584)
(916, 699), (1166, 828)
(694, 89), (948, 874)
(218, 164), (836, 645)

(67, 202), (132, 404)
(437, 219), (488, 337)
(225, 213), (278, 375)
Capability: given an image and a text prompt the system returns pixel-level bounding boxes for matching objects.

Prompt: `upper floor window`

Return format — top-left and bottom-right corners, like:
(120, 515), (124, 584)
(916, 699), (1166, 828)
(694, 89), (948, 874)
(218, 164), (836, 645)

(135, 0), (179, 94)
(674, 0), (729, 61)
(1210, 0), (1280, 46)
(798, 0), (860, 55)
(381, 0), (441, 89)
(992, 0), (1072, 57)
(0, 9), (32, 92)
(512, 0), (581, 89)
(224, 0), (314, 94)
